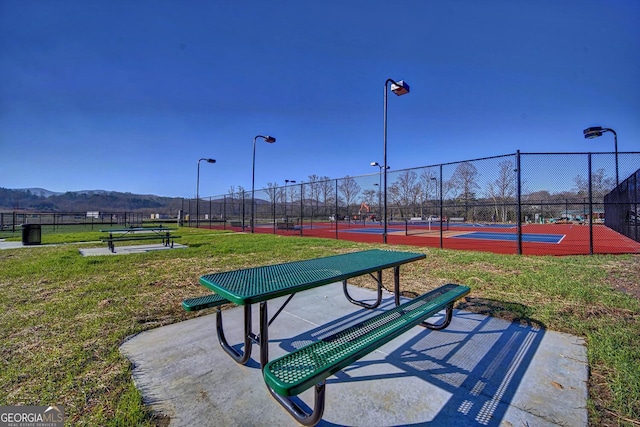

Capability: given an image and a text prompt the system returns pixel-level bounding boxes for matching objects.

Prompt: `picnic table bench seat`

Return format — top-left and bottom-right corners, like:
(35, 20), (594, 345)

(182, 293), (229, 311)
(263, 283), (470, 426)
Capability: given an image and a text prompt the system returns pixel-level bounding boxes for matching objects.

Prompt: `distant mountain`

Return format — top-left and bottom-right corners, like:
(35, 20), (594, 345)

(15, 188), (63, 198)
(16, 188), (112, 198)
(0, 187), (184, 213)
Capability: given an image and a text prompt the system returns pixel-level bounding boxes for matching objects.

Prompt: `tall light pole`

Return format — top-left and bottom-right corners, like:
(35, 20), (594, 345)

(383, 78), (410, 243)
(251, 135), (276, 233)
(583, 126), (618, 186)
(196, 158), (216, 228)
(284, 179), (296, 219)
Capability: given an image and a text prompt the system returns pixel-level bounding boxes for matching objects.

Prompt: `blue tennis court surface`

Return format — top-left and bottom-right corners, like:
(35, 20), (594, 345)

(453, 232), (565, 244)
(341, 228), (564, 243)
(401, 221), (516, 229)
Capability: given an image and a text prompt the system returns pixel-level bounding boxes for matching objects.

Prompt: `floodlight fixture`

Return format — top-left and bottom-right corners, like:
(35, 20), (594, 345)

(583, 127), (604, 139)
(583, 126), (618, 186)
(390, 80), (410, 96)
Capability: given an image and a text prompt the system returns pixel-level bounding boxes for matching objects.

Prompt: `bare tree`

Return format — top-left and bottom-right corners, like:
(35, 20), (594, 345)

(266, 182), (279, 204)
(450, 162), (480, 220)
(362, 189), (377, 208)
(306, 175), (322, 216)
(317, 177), (335, 216)
(574, 168), (616, 200)
(227, 185), (246, 216)
(337, 176), (361, 219)
(486, 160), (516, 222)
(388, 170), (421, 218)
(420, 169), (439, 217)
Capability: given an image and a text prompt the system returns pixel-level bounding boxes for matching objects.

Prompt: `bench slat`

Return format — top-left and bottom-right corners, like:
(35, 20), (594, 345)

(182, 294), (229, 311)
(263, 283), (470, 397)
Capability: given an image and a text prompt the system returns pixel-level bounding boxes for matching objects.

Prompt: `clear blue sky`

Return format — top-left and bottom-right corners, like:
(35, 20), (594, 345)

(1, 0), (638, 198)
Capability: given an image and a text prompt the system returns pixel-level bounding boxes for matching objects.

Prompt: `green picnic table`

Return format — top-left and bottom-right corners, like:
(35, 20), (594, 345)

(99, 226), (179, 253)
(186, 249), (470, 426)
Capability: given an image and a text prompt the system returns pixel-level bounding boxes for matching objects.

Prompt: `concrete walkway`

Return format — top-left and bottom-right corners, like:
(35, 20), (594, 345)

(120, 283), (588, 426)
(0, 239), (39, 249)
(0, 239), (187, 255)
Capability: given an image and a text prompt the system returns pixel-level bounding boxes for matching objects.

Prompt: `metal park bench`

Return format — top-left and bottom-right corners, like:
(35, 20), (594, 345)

(99, 227), (179, 253)
(181, 249), (470, 426)
(276, 220), (296, 230)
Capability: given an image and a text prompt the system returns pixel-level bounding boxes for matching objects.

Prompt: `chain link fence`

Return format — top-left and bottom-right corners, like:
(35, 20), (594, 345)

(605, 168), (639, 243)
(4, 151), (638, 255)
(189, 151), (639, 255)
(0, 211), (147, 233)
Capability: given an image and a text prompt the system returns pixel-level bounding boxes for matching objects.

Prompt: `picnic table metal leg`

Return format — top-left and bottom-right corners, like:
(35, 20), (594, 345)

(266, 382), (326, 427)
(389, 264), (454, 329)
(394, 266), (401, 306)
(216, 304), (253, 364)
(259, 301), (269, 368)
(342, 270), (383, 309)
(420, 303), (454, 330)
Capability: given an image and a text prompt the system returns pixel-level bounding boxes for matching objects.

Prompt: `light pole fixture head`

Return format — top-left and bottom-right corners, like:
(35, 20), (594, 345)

(264, 136), (276, 143)
(205, 158), (216, 163)
(371, 161), (379, 167)
(390, 80), (410, 96)
(583, 126), (604, 139)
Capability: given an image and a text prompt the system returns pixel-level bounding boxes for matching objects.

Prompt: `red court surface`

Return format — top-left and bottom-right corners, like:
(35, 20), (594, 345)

(219, 222), (640, 256)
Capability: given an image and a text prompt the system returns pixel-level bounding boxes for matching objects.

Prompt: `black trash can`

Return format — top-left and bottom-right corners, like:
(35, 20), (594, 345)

(22, 224), (41, 245)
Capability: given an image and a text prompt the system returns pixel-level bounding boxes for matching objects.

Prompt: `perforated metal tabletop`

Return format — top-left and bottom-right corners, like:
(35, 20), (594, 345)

(199, 249), (425, 305)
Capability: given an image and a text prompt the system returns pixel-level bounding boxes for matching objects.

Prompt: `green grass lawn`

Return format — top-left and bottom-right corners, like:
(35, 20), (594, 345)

(1, 228), (638, 426)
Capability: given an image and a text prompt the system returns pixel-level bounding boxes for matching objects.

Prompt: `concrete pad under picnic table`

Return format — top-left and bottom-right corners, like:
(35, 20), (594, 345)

(120, 282), (588, 427)
(78, 243), (187, 256)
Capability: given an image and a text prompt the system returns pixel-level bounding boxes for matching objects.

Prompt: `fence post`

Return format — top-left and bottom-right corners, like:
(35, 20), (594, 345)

(335, 179), (339, 240)
(635, 172), (639, 242)
(223, 196), (227, 230)
(439, 164), (444, 249)
(516, 150), (522, 255)
(241, 191), (246, 230)
(588, 153), (594, 255)
(272, 198), (276, 234)
(300, 182), (304, 236)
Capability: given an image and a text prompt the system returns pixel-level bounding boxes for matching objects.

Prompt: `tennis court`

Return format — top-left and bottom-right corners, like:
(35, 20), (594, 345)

(341, 227), (564, 244)
(253, 221), (640, 256)
(451, 231), (565, 244)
